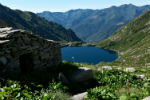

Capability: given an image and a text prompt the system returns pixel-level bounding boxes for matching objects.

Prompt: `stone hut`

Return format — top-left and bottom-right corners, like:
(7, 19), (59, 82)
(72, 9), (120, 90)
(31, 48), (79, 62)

(0, 27), (61, 73)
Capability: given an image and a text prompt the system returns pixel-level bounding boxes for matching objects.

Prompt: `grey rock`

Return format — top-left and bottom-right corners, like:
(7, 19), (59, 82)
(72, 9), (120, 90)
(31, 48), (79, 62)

(97, 67), (102, 71)
(124, 68), (136, 72)
(143, 96), (150, 100)
(71, 92), (87, 100)
(0, 27), (12, 32)
(0, 40), (9, 44)
(102, 66), (112, 70)
(136, 74), (145, 79)
(117, 67), (122, 70)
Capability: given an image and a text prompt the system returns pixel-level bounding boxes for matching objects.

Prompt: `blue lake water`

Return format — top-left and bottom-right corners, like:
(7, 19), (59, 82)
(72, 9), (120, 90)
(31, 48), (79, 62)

(61, 46), (118, 64)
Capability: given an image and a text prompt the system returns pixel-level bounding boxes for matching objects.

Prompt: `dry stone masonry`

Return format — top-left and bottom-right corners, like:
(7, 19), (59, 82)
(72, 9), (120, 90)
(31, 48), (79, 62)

(0, 27), (61, 73)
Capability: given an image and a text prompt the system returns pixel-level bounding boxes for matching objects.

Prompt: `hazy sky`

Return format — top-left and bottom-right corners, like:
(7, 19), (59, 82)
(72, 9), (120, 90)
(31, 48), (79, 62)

(0, 0), (149, 12)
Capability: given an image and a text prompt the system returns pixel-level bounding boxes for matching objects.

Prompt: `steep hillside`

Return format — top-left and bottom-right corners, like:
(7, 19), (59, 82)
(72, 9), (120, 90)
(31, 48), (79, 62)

(0, 4), (81, 42)
(96, 10), (150, 69)
(38, 4), (150, 42)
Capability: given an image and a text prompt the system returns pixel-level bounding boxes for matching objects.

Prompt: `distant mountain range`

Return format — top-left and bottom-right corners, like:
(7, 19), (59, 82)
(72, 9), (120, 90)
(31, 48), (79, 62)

(37, 4), (150, 42)
(0, 4), (81, 42)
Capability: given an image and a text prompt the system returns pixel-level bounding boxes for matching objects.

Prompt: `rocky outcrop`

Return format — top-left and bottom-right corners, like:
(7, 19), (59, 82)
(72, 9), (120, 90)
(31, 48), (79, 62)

(0, 27), (61, 73)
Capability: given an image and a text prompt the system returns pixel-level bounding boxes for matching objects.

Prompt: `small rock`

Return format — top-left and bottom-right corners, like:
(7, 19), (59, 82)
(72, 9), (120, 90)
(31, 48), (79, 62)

(123, 59), (126, 62)
(97, 67), (102, 71)
(71, 92), (87, 100)
(136, 74), (145, 79)
(70, 67), (93, 83)
(143, 96), (150, 100)
(124, 68), (136, 72)
(117, 67), (122, 70)
(102, 66), (112, 70)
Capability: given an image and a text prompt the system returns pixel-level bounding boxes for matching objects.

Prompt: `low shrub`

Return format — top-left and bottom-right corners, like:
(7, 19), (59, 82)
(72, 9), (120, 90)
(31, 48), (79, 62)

(87, 69), (150, 100)
(0, 80), (70, 100)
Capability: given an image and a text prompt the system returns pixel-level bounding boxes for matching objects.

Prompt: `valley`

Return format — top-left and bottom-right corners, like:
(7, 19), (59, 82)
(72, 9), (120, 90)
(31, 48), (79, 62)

(0, 1), (150, 100)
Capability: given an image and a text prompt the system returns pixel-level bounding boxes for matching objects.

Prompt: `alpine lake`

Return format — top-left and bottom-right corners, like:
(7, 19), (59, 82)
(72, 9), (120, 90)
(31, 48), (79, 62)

(61, 46), (118, 64)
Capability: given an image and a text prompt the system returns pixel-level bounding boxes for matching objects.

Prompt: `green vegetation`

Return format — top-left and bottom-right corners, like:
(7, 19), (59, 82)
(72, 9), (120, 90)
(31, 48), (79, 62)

(87, 69), (150, 100)
(0, 62), (75, 100)
(95, 10), (150, 77)
(84, 10), (150, 100)
(38, 4), (150, 42)
(0, 61), (93, 100)
(0, 61), (150, 100)
(0, 4), (81, 42)
(0, 61), (94, 100)
(0, 79), (70, 100)
(0, 3), (149, 100)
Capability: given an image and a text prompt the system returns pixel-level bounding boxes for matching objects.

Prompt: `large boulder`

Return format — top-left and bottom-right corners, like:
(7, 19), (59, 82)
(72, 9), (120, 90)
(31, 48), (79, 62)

(143, 96), (150, 100)
(70, 67), (93, 83)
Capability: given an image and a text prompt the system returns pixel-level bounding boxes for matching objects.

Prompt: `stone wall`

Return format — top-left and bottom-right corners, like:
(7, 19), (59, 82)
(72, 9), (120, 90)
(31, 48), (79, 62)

(0, 27), (61, 73)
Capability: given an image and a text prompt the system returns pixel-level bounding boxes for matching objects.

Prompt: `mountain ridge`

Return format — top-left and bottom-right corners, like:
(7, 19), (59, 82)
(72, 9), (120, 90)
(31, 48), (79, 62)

(0, 4), (81, 42)
(37, 4), (150, 42)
